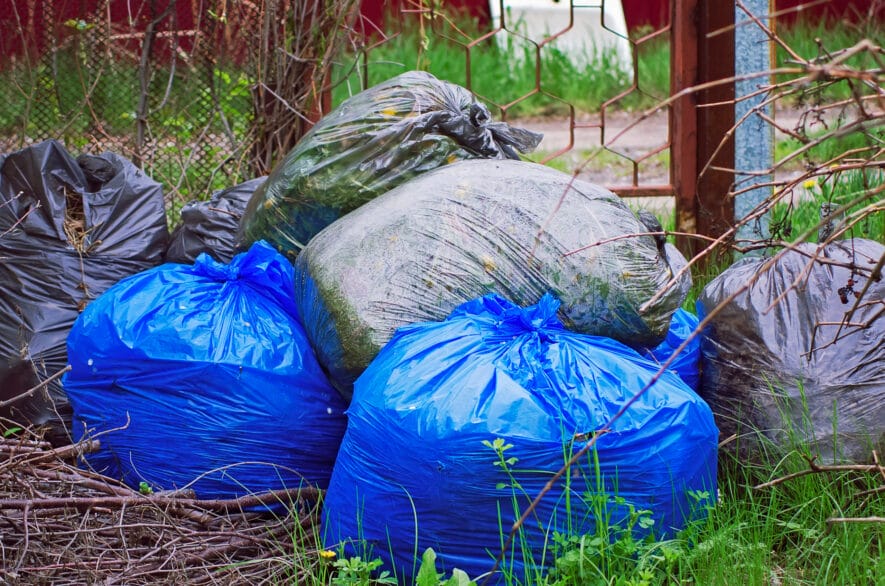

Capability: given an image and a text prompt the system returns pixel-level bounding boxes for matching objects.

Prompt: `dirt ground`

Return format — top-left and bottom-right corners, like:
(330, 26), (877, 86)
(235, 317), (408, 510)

(517, 105), (822, 215)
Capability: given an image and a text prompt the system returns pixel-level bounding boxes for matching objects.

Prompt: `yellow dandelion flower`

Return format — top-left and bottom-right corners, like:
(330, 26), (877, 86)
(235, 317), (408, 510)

(319, 550), (336, 559)
(802, 179), (817, 190)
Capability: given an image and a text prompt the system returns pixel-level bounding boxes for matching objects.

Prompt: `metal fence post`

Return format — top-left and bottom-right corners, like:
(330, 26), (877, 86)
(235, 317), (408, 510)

(671, 0), (735, 262)
(734, 0), (773, 250)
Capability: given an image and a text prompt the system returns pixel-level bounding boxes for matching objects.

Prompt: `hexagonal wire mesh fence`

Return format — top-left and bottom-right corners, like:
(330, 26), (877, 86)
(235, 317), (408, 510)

(335, 0), (678, 211)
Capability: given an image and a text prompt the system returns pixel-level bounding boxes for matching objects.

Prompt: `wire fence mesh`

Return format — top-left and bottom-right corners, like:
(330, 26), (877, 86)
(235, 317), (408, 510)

(0, 0), (678, 222)
(0, 0), (359, 220)
(0, 1), (251, 216)
(336, 0), (676, 202)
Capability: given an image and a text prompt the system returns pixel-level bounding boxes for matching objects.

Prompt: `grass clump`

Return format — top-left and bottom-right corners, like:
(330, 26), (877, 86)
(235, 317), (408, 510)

(771, 168), (884, 244)
(331, 14), (669, 117)
(775, 15), (884, 106)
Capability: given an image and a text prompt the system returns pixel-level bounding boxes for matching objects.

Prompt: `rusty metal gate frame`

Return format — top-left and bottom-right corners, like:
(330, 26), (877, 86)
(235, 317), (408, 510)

(350, 0), (736, 254)
(672, 0), (736, 256)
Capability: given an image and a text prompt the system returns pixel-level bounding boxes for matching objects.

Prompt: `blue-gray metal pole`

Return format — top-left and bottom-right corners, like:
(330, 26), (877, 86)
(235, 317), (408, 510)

(734, 0), (773, 251)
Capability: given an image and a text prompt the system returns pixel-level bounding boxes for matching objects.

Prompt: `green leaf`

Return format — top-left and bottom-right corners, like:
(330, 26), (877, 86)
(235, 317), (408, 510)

(442, 569), (477, 586)
(416, 547), (442, 586)
(2, 426), (23, 438)
(375, 570), (397, 585)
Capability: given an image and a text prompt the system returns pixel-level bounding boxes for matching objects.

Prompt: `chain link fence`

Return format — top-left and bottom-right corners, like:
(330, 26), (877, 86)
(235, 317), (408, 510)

(0, 0), (358, 221)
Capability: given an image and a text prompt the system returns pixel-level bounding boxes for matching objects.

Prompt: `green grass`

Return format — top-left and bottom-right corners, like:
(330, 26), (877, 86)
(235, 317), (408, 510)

(683, 450), (883, 586)
(331, 14), (669, 117)
(775, 15), (884, 105)
(774, 127), (885, 171)
(771, 168), (884, 244)
(546, 447), (883, 586)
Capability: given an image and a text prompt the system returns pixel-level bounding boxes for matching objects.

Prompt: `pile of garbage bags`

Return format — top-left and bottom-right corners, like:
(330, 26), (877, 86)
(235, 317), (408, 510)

(1, 72), (723, 581)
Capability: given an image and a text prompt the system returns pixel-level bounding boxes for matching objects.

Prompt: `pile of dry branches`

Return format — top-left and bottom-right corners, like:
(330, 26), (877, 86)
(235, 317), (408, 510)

(249, 0), (361, 175)
(0, 431), (326, 585)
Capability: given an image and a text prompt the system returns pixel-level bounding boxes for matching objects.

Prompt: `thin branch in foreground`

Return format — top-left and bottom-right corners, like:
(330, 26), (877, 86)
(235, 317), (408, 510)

(753, 453), (882, 490)
(0, 365), (72, 409)
(0, 486), (320, 513)
(0, 427), (323, 584)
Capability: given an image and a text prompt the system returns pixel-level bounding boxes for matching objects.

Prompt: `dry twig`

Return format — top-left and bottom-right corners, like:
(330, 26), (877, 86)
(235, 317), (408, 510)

(0, 365), (72, 410)
(0, 431), (322, 584)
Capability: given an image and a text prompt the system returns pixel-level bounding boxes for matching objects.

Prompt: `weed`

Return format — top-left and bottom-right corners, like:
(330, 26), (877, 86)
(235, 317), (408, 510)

(331, 555), (396, 586)
(415, 548), (477, 586)
(771, 168), (884, 243)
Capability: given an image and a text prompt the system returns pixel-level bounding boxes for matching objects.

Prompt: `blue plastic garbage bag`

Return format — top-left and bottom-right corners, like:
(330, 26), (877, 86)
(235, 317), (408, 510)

(642, 308), (701, 391)
(322, 293), (718, 583)
(63, 241), (348, 503)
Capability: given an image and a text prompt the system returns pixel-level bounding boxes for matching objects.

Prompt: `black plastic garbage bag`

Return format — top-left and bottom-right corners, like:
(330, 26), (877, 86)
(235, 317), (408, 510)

(296, 159), (691, 397)
(164, 177), (266, 264)
(0, 140), (168, 444)
(698, 239), (884, 462)
(238, 70), (543, 255)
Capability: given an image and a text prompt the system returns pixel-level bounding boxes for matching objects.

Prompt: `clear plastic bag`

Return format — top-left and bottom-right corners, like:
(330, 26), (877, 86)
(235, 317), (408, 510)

(296, 159), (691, 397)
(238, 70), (542, 255)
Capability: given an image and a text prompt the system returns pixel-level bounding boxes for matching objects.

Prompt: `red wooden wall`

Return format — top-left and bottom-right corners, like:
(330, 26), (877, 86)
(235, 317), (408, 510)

(1, 0), (879, 63)
(358, 0), (880, 33)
